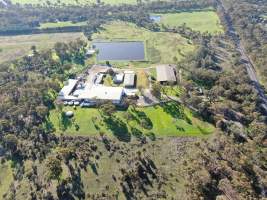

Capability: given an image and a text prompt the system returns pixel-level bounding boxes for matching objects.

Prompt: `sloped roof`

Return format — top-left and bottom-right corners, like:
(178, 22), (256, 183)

(59, 79), (78, 97)
(156, 65), (176, 82)
(79, 85), (124, 101)
(124, 72), (136, 87)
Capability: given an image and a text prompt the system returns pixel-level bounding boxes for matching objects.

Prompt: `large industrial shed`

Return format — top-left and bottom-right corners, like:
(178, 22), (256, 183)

(79, 85), (124, 105)
(156, 65), (177, 84)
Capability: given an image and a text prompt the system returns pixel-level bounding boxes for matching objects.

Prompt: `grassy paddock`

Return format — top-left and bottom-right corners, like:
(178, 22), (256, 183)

(39, 21), (87, 29)
(0, 32), (86, 64)
(92, 21), (195, 67)
(158, 10), (224, 34)
(0, 162), (13, 198)
(48, 103), (214, 139)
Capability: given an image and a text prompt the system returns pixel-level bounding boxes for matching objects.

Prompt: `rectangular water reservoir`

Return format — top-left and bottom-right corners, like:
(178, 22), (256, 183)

(93, 41), (145, 61)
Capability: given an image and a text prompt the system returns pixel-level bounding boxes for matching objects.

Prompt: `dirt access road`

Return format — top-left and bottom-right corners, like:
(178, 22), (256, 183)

(216, 0), (267, 115)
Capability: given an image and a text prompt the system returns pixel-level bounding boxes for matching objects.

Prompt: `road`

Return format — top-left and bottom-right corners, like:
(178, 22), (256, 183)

(216, 0), (267, 115)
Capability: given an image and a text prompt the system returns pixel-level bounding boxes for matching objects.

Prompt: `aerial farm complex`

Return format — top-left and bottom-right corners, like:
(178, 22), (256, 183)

(58, 66), (137, 106)
(58, 41), (178, 107)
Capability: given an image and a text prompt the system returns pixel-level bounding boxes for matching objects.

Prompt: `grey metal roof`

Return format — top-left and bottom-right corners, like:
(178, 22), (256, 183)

(124, 73), (136, 87)
(156, 65), (176, 82)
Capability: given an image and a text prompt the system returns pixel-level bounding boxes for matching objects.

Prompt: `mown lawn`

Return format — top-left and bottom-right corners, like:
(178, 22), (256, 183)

(0, 162), (13, 199)
(92, 21), (195, 67)
(39, 21), (87, 29)
(158, 10), (224, 34)
(48, 102), (214, 140)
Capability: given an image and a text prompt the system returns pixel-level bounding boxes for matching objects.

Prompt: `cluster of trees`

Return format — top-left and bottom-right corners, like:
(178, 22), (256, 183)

(0, 0), (213, 35)
(218, 0), (267, 89)
(0, 0), (266, 199)
(0, 39), (87, 162)
(177, 20), (267, 199)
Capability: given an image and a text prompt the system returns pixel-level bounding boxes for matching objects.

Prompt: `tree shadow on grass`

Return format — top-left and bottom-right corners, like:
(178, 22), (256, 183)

(90, 162), (99, 176)
(130, 127), (143, 140)
(161, 102), (192, 124)
(197, 125), (212, 135)
(60, 113), (73, 131)
(131, 109), (153, 130)
(104, 116), (131, 142)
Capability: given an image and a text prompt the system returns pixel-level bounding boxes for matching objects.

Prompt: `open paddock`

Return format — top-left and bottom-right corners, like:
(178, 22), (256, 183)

(157, 10), (224, 34)
(48, 103), (214, 139)
(0, 32), (86, 63)
(92, 21), (196, 67)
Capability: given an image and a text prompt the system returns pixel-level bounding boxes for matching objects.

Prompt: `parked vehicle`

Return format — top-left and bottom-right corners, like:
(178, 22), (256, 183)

(68, 101), (74, 106)
(80, 102), (94, 107)
(74, 101), (80, 106)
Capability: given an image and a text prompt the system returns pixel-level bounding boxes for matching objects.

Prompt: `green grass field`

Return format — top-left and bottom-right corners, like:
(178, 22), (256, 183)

(92, 21), (195, 67)
(0, 162), (13, 199)
(48, 103), (214, 139)
(39, 21), (87, 29)
(158, 11), (224, 34)
(0, 32), (86, 64)
(11, 0), (162, 5)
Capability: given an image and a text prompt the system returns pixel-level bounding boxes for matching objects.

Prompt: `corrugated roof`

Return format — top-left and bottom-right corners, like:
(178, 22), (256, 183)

(59, 79), (78, 97)
(156, 65), (176, 82)
(124, 72), (135, 87)
(114, 73), (124, 83)
(79, 85), (124, 101)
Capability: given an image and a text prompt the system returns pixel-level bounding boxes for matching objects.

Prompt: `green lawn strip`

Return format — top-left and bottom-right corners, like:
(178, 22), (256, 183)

(92, 21), (195, 66)
(158, 11), (224, 34)
(141, 104), (213, 136)
(0, 161), (13, 198)
(48, 107), (104, 136)
(39, 21), (87, 29)
(48, 102), (214, 138)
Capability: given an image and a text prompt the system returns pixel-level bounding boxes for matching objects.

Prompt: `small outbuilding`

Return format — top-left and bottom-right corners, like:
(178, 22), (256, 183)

(86, 49), (96, 57)
(113, 73), (124, 84)
(156, 65), (177, 84)
(95, 73), (105, 84)
(124, 71), (136, 88)
(58, 79), (78, 100)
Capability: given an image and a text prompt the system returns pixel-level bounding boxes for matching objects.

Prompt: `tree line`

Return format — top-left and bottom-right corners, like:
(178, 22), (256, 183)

(0, 0), (214, 35)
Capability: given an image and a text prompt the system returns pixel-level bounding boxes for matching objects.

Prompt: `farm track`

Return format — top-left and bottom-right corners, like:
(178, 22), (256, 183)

(216, 0), (267, 115)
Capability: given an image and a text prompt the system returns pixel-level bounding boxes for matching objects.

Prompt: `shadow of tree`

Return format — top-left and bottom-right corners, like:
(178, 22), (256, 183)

(130, 127), (143, 140)
(197, 125), (211, 135)
(45, 119), (55, 132)
(161, 102), (192, 124)
(131, 109), (153, 130)
(90, 162), (99, 175)
(104, 116), (131, 142)
(60, 113), (73, 131)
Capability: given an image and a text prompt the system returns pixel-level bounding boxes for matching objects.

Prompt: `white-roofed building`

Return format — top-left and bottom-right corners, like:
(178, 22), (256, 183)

(95, 73), (105, 84)
(124, 71), (136, 88)
(113, 73), (124, 84)
(58, 79), (78, 100)
(79, 85), (124, 104)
